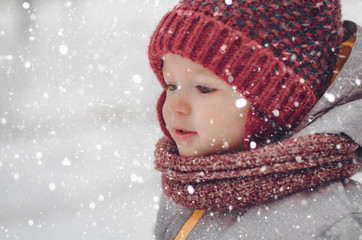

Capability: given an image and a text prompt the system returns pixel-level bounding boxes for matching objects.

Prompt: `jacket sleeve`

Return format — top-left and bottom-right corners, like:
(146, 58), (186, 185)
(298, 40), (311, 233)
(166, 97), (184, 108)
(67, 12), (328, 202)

(319, 179), (362, 240)
(319, 213), (362, 240)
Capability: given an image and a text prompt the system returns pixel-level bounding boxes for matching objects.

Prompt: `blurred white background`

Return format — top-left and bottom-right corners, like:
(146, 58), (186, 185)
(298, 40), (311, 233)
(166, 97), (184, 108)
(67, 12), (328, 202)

(0, 0), (361, 239)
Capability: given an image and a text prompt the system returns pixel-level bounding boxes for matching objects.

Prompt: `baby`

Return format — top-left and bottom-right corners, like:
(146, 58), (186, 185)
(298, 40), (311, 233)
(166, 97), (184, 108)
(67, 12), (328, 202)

(149, 0), (362, 239)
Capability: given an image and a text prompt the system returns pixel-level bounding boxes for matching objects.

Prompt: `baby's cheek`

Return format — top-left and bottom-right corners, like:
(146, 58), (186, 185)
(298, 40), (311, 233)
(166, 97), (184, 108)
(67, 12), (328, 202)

(206, 136), (217, 148)
(207, 117), (215, 126)
(162, 103), (170, 124)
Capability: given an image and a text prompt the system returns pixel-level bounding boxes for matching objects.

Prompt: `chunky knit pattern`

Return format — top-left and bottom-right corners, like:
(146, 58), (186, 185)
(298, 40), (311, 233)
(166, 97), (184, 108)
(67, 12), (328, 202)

(155, 134), (358, 210)
(149, 0), (343, 145)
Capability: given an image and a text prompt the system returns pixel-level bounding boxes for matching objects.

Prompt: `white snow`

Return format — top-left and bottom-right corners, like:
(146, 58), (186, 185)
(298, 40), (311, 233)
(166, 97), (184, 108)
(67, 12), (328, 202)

(235, 97), (247, 108)
(132, 74), (142, 84)
(58, 45), (69, 55)
(324, 92), (336, 103)
(22, 2), (30, 9)
(187, 185), (195, 195)
(0, 0), (361, 239)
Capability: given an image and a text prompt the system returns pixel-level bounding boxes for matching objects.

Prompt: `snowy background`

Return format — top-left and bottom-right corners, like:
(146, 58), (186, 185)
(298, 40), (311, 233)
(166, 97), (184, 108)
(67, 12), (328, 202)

(0, 0), (361, 239)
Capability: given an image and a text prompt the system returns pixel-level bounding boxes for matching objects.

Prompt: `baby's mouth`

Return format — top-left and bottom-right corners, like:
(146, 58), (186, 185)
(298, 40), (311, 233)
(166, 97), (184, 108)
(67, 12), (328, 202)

(176, 129), (194, 134)
(173, 128), (197, 142)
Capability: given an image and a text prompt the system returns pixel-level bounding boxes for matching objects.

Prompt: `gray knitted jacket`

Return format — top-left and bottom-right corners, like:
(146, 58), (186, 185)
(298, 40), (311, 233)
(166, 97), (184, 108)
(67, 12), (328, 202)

(154, 25), (362, 240)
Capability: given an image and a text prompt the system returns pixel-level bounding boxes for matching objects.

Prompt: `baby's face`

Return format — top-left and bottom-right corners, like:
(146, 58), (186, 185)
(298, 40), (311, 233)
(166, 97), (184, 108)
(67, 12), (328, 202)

(162, 54), (249, 157)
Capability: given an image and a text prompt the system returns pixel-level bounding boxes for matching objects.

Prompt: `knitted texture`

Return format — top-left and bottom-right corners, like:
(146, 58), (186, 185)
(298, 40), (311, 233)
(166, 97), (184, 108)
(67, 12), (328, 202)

(155, 134), (358, 210)
(148, 0), (343, 145)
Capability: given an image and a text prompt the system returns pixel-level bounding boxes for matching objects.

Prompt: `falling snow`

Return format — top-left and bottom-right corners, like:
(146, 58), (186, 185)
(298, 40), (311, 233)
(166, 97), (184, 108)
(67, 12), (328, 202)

(98, 194), (105, 201)
(49, 183), (56, 191)
(235, 98), (247, 108)
(0, 0), (361, 239)
(22, 2), (30, 9)
(225, 0), (233, 5)
(132, 74), (142, 84)
(61, 158), (72, 166)
(28, 220), (34, 226)
(24, 61), (32, 68)
(356, 78), (361, 86)
(187, 185), (195, 195)
(58, 45), (69, 55)
(89, 202), (96, 209)
(272, 109), (280, 117)
(324, 92), (336, 103)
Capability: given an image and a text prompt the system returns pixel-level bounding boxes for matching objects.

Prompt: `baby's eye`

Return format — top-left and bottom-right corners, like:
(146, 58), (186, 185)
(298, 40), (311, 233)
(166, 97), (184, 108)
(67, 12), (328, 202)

(163, 84), (177, 91)
(196, 85), (215, 94)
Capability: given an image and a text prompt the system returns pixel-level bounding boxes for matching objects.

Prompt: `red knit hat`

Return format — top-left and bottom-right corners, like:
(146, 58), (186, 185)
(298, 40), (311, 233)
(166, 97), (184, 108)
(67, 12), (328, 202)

(149, 0), (342, 148)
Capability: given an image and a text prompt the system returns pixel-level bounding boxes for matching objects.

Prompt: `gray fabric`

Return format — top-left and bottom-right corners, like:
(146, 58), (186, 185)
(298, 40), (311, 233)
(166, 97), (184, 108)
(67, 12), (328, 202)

(224, 181), (362, 240)
(321, 213), (362, 240)
(294, 100), (362, 146)
(156, 181), (362, 240)
(154, 25), (362, 240)
(154, 192), (194, 239)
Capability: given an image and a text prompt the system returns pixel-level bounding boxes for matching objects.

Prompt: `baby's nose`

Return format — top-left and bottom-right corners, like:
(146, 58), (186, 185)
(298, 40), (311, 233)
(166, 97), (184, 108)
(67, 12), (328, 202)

(169, 94), (191, 115)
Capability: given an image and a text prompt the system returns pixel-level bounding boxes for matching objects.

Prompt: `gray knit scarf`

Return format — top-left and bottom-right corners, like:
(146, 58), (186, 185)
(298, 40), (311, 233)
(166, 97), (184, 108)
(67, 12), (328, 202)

(155, 134), (359, 211)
